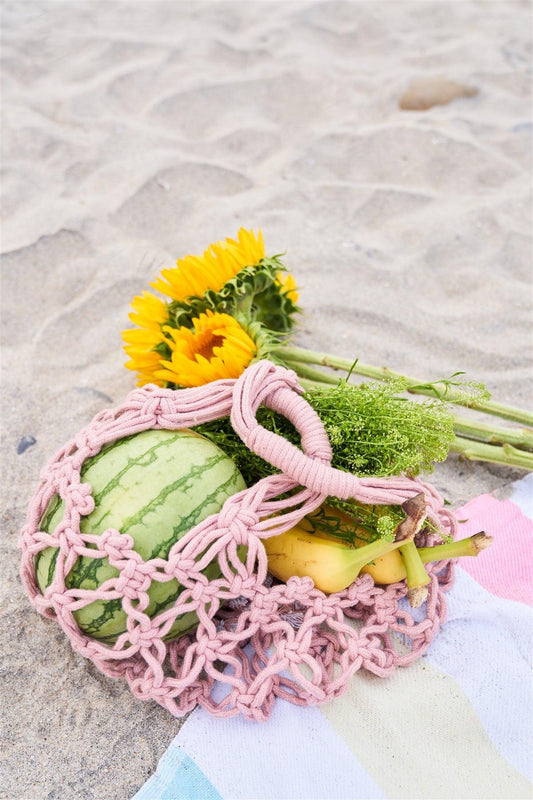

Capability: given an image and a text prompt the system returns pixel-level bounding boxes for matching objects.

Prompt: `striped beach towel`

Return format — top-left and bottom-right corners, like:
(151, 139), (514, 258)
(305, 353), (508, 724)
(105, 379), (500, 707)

(134, 475), (532, 800)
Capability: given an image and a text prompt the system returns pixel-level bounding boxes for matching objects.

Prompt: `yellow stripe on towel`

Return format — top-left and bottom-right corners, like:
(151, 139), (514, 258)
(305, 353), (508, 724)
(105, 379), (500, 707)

(320, 658), (531, 800)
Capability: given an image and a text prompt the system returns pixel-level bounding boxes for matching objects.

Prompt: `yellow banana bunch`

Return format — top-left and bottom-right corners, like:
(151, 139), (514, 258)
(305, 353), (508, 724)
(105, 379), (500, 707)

(265, 494), (426, 594)
(264, 496), (491, 603)
(265, 528), (405, 594)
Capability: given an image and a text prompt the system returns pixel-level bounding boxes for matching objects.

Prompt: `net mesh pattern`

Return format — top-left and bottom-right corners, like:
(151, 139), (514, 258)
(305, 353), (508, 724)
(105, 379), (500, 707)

(19, 361), (456, 720)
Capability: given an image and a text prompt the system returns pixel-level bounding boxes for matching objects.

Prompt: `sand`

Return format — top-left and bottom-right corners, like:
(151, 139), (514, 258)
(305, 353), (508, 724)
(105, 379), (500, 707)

(1, 2), (531, 798)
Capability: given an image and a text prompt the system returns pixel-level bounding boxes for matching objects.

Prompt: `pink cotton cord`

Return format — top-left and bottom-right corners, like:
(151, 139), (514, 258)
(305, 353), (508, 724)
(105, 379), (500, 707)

(19, 360), (455, 721)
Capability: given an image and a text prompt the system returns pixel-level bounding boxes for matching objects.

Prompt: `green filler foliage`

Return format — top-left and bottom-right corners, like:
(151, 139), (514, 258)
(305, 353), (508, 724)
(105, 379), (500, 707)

(195, 377), (455, 487)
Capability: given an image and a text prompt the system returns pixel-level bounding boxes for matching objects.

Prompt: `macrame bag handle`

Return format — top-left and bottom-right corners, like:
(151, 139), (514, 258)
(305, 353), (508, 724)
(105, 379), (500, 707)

(230, 360), (433, 509)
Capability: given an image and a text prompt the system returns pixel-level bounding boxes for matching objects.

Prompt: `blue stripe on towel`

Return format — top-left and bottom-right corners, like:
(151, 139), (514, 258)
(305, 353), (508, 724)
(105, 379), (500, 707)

(133, 744), (223, 800)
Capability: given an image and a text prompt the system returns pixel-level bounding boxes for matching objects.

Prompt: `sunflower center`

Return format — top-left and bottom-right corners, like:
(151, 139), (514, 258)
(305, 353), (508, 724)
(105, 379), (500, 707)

(195, 332), (225, 361)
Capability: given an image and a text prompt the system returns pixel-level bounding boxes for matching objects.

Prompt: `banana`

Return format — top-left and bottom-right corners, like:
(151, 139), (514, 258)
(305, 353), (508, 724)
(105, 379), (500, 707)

(264, 495), (492, 599)
(264, 494), (427, 593)
(362, 547), (406, 584)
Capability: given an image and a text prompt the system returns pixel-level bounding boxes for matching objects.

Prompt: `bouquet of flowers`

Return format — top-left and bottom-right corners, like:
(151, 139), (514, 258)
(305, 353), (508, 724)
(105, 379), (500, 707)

(123, 227), (533, 471)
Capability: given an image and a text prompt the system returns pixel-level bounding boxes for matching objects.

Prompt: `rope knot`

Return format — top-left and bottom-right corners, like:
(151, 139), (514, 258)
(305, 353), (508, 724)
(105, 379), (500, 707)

(285, 575), (314, 600)
(64, 481), (95, 516)
(229, 574), (243, 596)
(125, 385), (174, 422)
(128, 623), (163, 650)
(190, 578), (218, 604)
(74, 429), (104, 459)
(117, 563), (151, 597)
(233, 691), (267, 720)
(99, 528), (134, 560)
(149, 392), (178, 423)
(372, 592), (397, 625)
(195, 633), (217, 661)
(276, 636), (301, 662)
(58, 526), (82, 554)
(217, 503), (257, 533)
(311, 595), (327, 617)
(43, 458), (75, 485)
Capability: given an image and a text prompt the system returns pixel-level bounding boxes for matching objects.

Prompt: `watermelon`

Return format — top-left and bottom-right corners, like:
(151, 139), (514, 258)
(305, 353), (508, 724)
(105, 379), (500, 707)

(35, 428), (246, 644)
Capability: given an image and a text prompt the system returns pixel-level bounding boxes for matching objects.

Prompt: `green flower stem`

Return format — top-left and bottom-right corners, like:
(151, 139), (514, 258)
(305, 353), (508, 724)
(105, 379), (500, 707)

(288, 362), (351, 387)
(276, 346), (533, 427)
(417, 532), (492, 563)
(399, 540), (431, 607)
(290, 362), (533, 471)
(451, 418), (533, 450)
(451, 437), (533, 470)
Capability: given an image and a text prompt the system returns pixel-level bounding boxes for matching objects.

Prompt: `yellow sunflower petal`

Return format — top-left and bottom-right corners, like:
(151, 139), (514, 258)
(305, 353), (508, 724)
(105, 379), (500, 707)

(276, 271), (299, 304)
(150, 228), (265, 303)
(122, 328), (164, 347)
(122, 293), (171, 385)
(128, 291), (168, 329)
(124, 348), (165, 387)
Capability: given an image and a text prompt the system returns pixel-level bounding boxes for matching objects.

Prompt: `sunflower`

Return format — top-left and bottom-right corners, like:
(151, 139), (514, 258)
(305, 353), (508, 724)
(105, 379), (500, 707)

(152, 228), (266, 302)
(122, 291), (170, 386)
(123, 229), (299, 386)
(155, 310), (258, 387)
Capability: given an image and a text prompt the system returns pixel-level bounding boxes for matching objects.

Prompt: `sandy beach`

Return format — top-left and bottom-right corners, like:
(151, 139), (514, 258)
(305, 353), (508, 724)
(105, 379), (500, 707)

(1, 2), (531, 798)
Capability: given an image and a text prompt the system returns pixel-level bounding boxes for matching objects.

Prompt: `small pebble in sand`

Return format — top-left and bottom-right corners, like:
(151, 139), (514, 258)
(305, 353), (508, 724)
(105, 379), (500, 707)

(399, 76), (478, 110)
(17, 435), (37, 454)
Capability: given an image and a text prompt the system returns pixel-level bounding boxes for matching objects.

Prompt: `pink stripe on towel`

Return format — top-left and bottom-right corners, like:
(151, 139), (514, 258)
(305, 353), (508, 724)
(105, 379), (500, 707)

(455, 493), (533, 606)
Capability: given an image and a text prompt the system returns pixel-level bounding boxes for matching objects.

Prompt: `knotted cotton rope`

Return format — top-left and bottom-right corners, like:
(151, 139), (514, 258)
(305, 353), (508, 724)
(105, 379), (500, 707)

(19, 361), (457, 721)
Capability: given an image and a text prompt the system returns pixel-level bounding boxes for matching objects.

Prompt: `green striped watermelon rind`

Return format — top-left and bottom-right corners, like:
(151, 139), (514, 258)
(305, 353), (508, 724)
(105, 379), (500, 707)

(34, 427), (247, 646)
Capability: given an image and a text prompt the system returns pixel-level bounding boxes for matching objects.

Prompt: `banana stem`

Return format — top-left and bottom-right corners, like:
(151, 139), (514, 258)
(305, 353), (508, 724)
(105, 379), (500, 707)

(347, 531), (411, 576)
(277, 346), (533, 427)
(397, 495), (430, 608)
(417, 532), (492, 562)
(399, 540), (431, 607)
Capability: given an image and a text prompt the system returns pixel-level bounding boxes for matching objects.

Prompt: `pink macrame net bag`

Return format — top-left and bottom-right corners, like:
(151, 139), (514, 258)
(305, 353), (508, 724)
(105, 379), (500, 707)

(19, 361), (457, 721)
